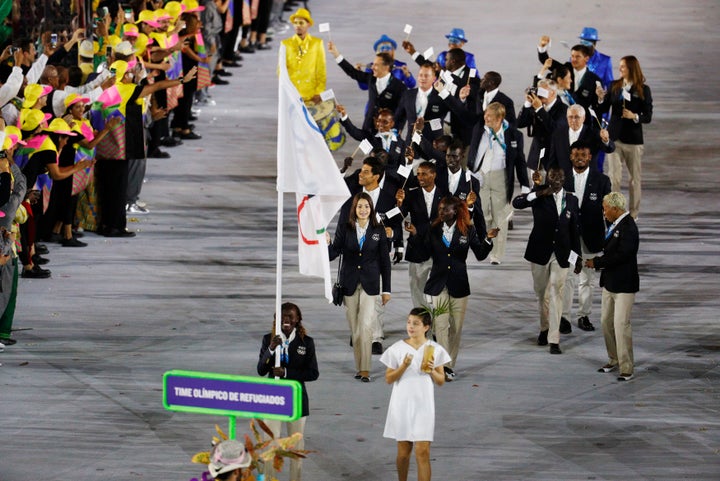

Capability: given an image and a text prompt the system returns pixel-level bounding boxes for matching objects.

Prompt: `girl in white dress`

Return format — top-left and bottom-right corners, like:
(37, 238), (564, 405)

(380, 307), (450, 481)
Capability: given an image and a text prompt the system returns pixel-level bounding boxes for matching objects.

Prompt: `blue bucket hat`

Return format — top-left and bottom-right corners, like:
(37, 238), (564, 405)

(373, 34), (397, 52)
(445, 28), (468, 44)
(579, 27), (600, 43)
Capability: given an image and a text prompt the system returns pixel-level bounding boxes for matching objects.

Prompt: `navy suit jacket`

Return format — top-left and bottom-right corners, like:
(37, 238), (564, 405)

(341, 117), (407, 168)
(592, 214), (639, 293)
(337, 58), (406, 132)
(512, 189), (581, 268)
(597, 84), (653, 145)
(394, 88), (449, 145)
(548, 124), (615, 179)
(517, 99), (568, 170)
(441, 88), (516, 145)
(408, 223), (492, 298)
(338, 185), (404, 249)
(563, 168), (612, 253)
(537, 51), (603, 117)
(329, 222), (391, 296)
(398, 186), (444, 263)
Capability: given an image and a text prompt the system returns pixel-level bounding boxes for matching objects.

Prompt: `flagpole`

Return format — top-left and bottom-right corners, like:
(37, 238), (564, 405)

(275, 49), (285, 372)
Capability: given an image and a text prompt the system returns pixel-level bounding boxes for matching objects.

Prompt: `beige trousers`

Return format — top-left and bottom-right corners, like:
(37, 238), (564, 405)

(344, 284), (378, 372)
(531, 256), (569, 345)
(606, 140), (644, 218)
(408, 259), (433, 308)
(563, 239), (599, 319)
(431, 289), (469, 368)
(601, 289), (635, 375)
(479, 169), (511, 261)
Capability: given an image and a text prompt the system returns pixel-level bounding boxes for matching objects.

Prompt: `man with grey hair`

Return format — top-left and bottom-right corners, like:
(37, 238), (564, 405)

(585, 191), (639, 381)
(517, 79), (568, 171)
(548, 103), (614, 179)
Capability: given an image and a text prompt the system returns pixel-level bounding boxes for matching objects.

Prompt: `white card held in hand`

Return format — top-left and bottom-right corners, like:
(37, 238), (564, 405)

(440, 69), (454, 84)
(537, 87), (550, 98)
(539, 147), (546, 159)
(446, 83), (457, 96)
(623, 90), (631, 101)
(376, 212), (383, 223)
(412, 131), (422, 144)
(423, 47), (434, 60)
(318, 23), (330, 33)
(385, 206), (402, 219)
(588, 107), (598, 119)
(469, 68), (477, 78)
(429, 118), (442, 131)
(404, 24), (413, 34)
(465, 171), (471, 182)
(397, 164), (412, 178)
(359, 138), (373, 154)
(320, 89), (335, 102)
(568, 250), (579, 266)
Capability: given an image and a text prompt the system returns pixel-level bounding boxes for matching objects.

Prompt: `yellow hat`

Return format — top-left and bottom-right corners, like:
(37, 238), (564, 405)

(164, 1), (186, 19)
(44, 118), (78, 136)
(64, 93), (90, 110)
(123, 24), (140, 37)
(137, 10), (161, 27)
(155, 8), (172, 21)
(78, 39), (95, 58)
(110, 60), (129, 82)
(289, 8), (313, 26)
(182, 0), (205, 13)
(18, 109), (52, 132)
(135, 33), (154, 56)
(2, 126), (26, 150)
(23, 84), (53, 109)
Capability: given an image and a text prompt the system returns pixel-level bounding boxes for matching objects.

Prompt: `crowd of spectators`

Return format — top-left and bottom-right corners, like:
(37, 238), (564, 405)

(0, 0), (303, 354)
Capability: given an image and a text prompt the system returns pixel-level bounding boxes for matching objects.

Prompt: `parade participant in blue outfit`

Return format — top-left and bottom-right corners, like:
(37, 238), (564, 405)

(578, 27), (613, 89)
(405, 28), (477, 71)
(356, 35), (416, 91)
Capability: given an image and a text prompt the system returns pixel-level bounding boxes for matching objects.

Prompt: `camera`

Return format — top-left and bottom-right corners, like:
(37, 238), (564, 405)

(50, 33), (58, 47)
(525, 86), (538, 97)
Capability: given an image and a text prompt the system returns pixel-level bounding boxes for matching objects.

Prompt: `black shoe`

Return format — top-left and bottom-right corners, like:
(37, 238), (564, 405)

(443, 366), (455, 381)
(211, 76), (229, 85)
(215, 69), (232, 77)
(617, 373), (634, 381)
(179, 131), (202, 140)
(559, 317), (572, 334)
(61, 237), (87, 247)
(189, 114), (198, 121)
(508, 220), (514, 230)
(148, 148), (171, 159)
(36, 244), (49, 255)
(598, 364), (617, 373)
(372, 341), (383, 355)
(32, 254), (49, 265)
(549, 343), (562, 354)
(103, 228), (136, 238)
(0, 337), (16, 345)
(577, 316), (595, 331)
(224, 60), (242, 68)
(21, 265), (51, 279)
(254, 43), (272, 51)
(537, 330), (548, 346)
(48, 233), (62, 243)
(354, 372), (361, 380)
(160, 136), (183, 147)
(233, 53), (244, 61)
(239, 44), (256, 54)
(73, 230), (84, 238)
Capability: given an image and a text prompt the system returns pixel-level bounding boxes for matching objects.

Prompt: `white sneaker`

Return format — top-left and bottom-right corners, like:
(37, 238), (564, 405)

(0, 342), (5, 352)
(126, 203), (149, 215)
(135, 200), (147, 208)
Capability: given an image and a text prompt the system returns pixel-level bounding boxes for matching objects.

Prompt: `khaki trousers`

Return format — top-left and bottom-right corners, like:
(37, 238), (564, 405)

(563, 239), (598, 319)
(431, 289), (469, 368)
(479, 169), (511, 261)
(263, 416), (308, 481)
(344, 284), (378, 372)
(408, 259), (433, 308)
(601, 289), (635, 375)
(606, 140), (644, 218)
(531, 256), (569, 344)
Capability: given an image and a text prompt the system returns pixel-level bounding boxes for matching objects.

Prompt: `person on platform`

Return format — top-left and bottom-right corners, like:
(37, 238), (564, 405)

(381, 307), (450, 481)
(257, 301), (319, 481)
(586, 191), (639, 382)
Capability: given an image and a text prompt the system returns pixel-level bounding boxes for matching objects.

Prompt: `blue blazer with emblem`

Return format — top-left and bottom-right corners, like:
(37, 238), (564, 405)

(408, 222), (492, 298)
(512, 188), (581, 268)
(592, 214), (639, 293)
(563, 168), (611, 253)
(329, 222), (391, 296)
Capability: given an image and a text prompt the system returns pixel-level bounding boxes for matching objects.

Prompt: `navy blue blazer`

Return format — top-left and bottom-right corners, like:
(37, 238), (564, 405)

(512, 189), (581, 268)
(442, 88), (517, 145)
(337, 58), (406, 132)
(398, 186), (444, 263)
(408, 223), (492, 298)
(537, 51), (603, 117)
(257, 333), (318, 417)
(597, 84), (653, 145)
(329, 222), (391, 296)
(592, 214), (639, 293)
(548, 124), (615, 179)
(563, 169), (612, 253)
(341, 117), (406, 168)
(394, 88), (449, 146)
(517, 99), (568, 170)
(465, 123), (530, 204)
